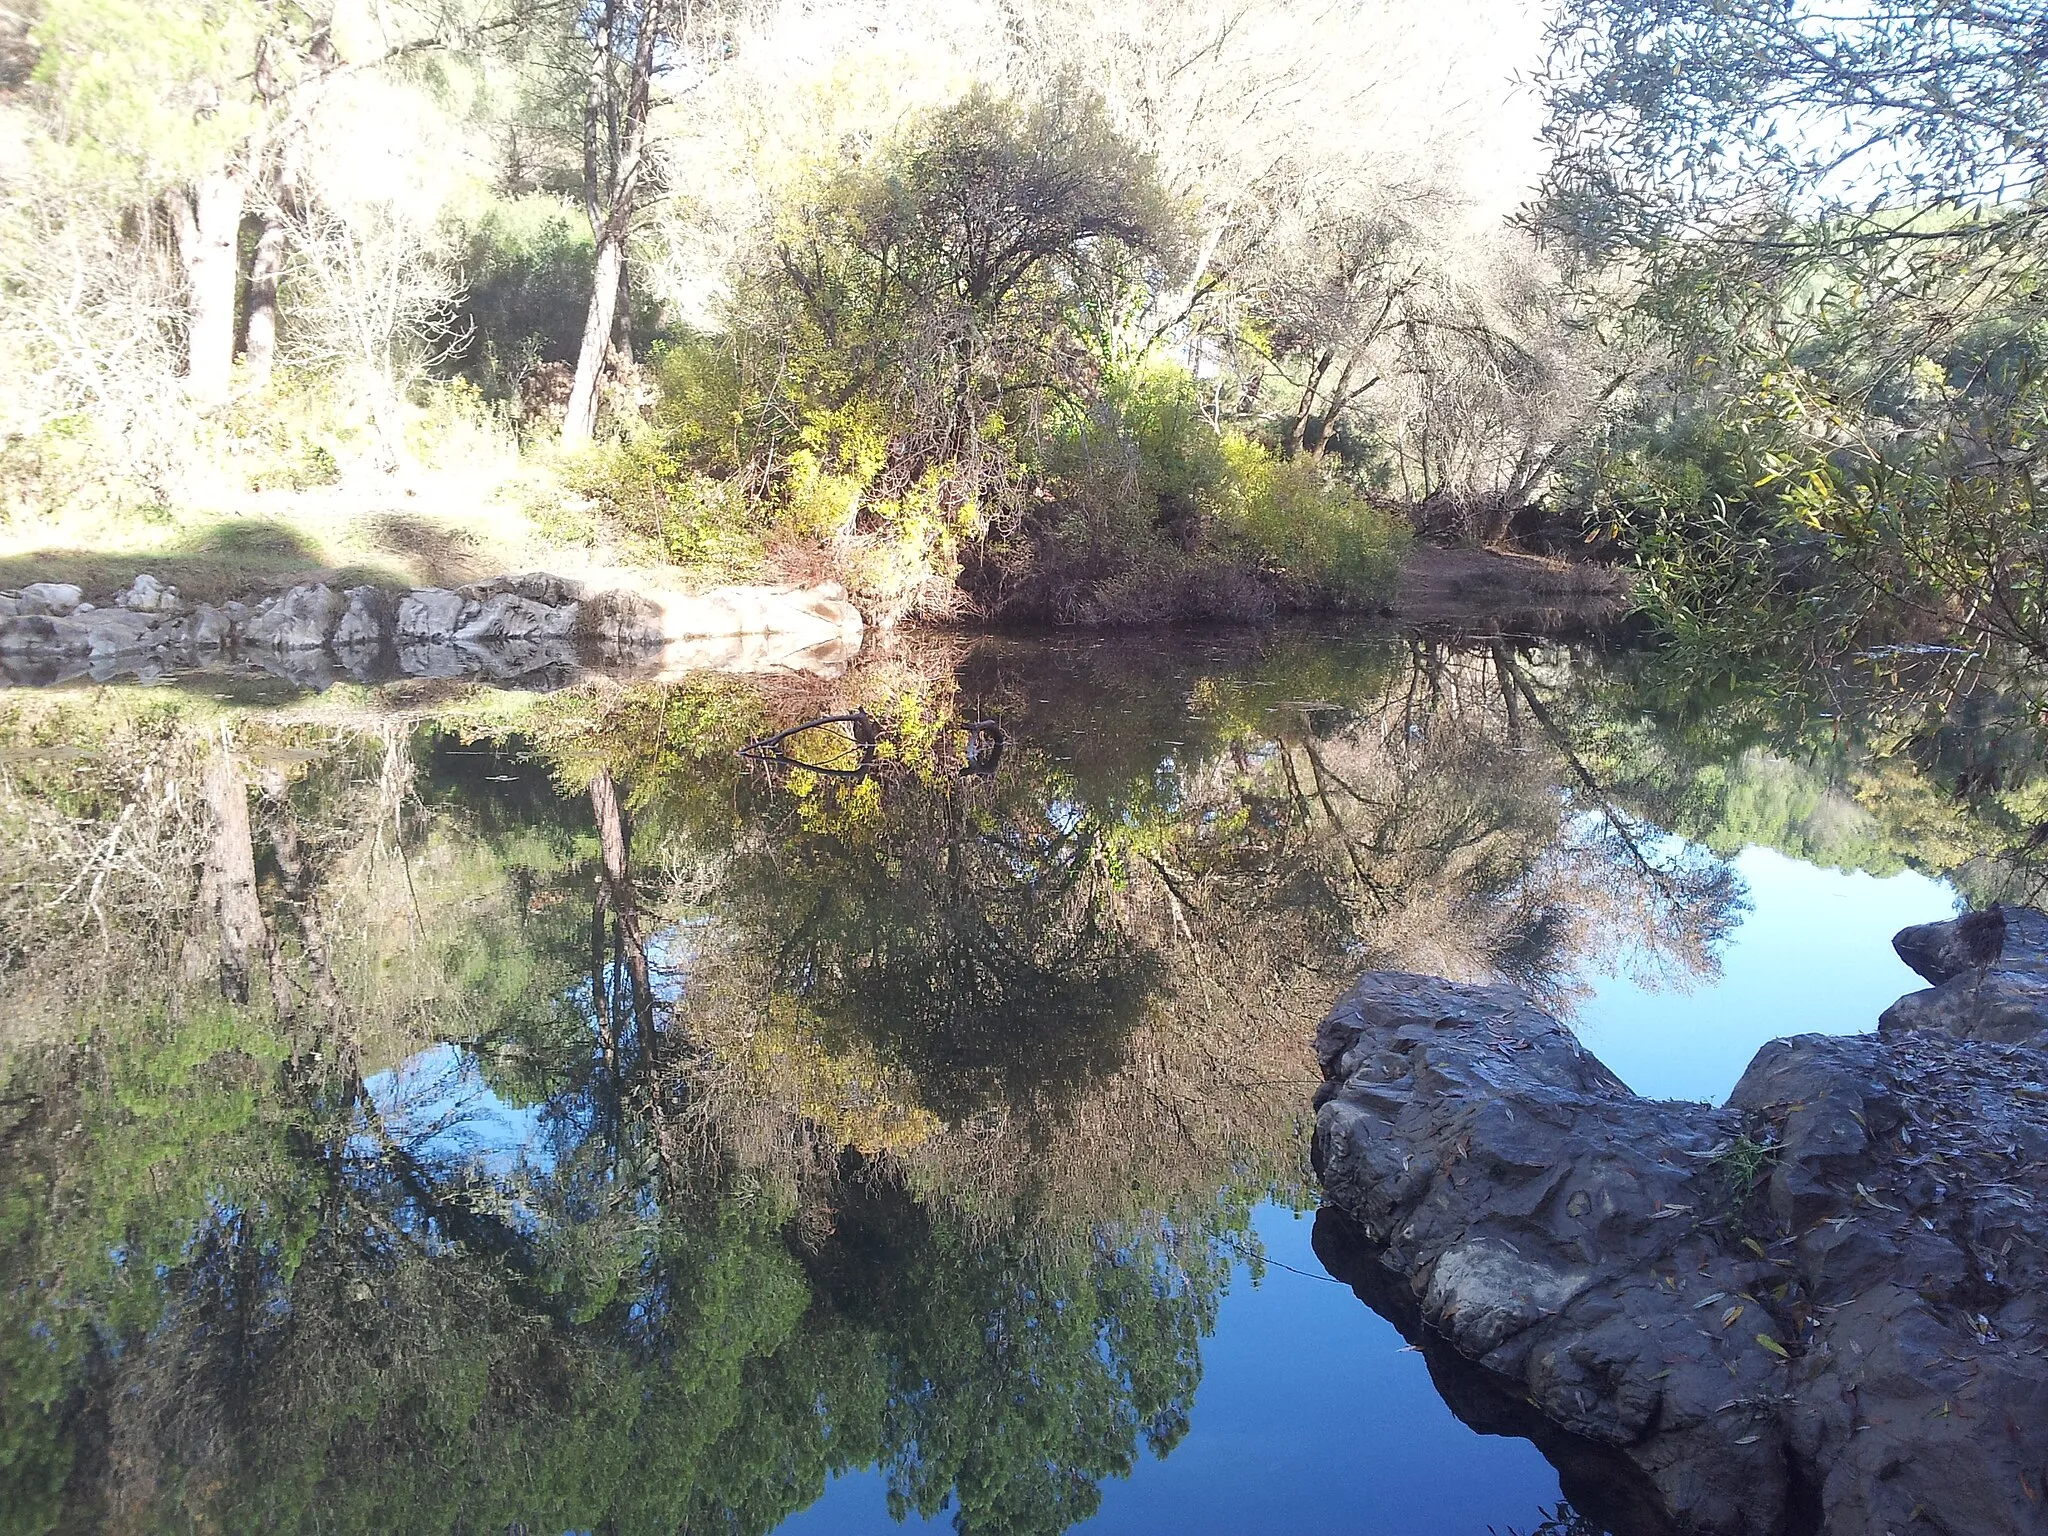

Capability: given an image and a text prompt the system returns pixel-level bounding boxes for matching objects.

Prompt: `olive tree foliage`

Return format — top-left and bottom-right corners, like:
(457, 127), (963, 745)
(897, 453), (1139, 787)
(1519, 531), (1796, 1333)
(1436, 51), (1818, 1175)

(728, 82), (1174, 609)
(765, 87), (1171, 422)
(1539, 0), (2048, 252)
(1537, 0), (2048, 652)
(1535, 0), (2048, 377)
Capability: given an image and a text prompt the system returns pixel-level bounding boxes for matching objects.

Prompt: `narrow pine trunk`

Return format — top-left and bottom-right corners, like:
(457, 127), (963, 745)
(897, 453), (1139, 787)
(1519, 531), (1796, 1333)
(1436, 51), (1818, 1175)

(172, 171), (245, 405)
(563, 0), (659, 449)
(242, 204), (288, 390)
(563, 232), (625, 446)
(613, 250), (634, 367)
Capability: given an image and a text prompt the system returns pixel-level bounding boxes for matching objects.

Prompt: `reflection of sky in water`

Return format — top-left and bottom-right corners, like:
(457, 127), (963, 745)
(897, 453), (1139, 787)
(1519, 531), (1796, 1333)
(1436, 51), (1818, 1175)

(358, 830), (1963, 1534)
(361, 921), (703, 1178)
(785, 1203), (1558, 1535)
(361, 1042), (550, 1177)
(1575, 845), (1957, 1103)
(783, 843), (1964, 1535)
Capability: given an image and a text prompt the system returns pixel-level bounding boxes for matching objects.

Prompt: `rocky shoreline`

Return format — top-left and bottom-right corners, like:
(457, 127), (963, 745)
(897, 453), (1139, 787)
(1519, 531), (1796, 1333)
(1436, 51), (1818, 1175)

(0, 572), (864, 687)
(1312, 910), (2048, 1536)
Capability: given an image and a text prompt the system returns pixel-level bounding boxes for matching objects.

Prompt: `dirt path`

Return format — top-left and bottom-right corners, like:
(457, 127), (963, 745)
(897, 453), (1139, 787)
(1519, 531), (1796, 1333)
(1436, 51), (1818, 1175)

(1390, 545), (1633, 629)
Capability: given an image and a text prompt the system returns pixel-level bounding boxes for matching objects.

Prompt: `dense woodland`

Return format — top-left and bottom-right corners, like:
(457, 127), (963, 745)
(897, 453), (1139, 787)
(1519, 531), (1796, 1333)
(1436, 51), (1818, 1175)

(7, 0), (2036, 645)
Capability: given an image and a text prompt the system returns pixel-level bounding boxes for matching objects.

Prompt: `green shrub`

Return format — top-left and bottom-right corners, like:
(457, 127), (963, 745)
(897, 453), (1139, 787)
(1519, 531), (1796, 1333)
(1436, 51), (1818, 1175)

(1115, 365), (1227, 538)
(564, 432), (766, 581)
(446, 196), (659, 401)
(994, 363), (1405, 621)
(645, 334), (770, 477)
(1211, 434), (1407, 606)
(1564, 406), (1841, 650)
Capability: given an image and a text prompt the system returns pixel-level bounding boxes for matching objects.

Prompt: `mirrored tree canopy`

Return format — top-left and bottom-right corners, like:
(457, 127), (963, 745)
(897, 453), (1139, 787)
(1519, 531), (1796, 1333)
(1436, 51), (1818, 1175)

(3, 624), (2042, 1535)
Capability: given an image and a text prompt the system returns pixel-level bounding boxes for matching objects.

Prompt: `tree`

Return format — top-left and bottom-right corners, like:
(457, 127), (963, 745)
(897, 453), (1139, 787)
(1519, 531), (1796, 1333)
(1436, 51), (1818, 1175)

(561, 0), (734, 446)
(1536, 0), (2048, 653)
(29, 0), (265, 404)
(752, 85), (1170, 509)
(1538, 0), (2048, 256)
(279, 71), (469, 465)
(1252, 201), (1431, 458)
(23, 0), (515, 410)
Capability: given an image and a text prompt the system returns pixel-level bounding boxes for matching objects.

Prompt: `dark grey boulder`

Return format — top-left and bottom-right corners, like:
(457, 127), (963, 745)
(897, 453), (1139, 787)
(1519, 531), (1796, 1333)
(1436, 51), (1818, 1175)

(454, 591), (579, 643)
(395, 587), (472, 641)
(461, 571), (584, 607)
(1883, 904), (2048, 1043)
(0, 608), (163, 658)
(76, 608), (162, 656)
(184, 603), (234, 650)
(1313, 967), (2048, 1536)
(0, 615), (80, 656)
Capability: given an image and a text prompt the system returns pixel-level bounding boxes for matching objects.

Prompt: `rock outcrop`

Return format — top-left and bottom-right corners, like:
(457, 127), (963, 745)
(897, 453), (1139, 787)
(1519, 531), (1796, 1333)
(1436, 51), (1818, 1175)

(1312, 942), (2048, 1536)
(0, 570), (864, 688)
(1882, 904), (2048, 1043)
(243, 583), (347, 649)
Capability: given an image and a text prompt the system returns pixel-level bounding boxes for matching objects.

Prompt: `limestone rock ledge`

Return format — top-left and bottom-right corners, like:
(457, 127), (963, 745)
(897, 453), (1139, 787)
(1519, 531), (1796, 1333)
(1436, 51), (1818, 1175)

(1312, 948), (2048, 1536)
(0, 571), (864, 687)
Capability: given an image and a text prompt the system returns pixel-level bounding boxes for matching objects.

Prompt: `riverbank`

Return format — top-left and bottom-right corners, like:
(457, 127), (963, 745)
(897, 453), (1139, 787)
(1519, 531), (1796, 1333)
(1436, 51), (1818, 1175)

(1389, 545), (1633, 629)
(0, 569), (865, 687)
(0, 484), (1630, 651)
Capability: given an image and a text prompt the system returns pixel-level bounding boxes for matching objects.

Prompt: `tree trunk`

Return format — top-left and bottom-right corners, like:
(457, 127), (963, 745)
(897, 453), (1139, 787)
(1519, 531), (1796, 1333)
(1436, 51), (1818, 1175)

(563, 234), (624, 446)
(242, 205), (288, 390)
(1288, 351), (1332, 457)
(1307, 356), (1358, 459)
(183, 746), (265, 1003)
(588, 768), (657, 1041)
(562, 0), (662, 449)
(262, 770), (344, 1030)
(612, 249), (634, 368)
(172, 171), (245, 406)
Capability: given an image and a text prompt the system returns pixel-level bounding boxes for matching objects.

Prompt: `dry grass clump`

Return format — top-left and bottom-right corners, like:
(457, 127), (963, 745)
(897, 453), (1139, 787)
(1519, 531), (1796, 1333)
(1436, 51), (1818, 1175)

(0, 704), (212, 1041)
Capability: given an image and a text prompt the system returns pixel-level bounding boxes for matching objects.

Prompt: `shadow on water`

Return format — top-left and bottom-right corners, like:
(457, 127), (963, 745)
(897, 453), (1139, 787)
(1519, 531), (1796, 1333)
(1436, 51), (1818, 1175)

(1313, 1208), (1676, 1536)
(0, 621), (2043, 1532)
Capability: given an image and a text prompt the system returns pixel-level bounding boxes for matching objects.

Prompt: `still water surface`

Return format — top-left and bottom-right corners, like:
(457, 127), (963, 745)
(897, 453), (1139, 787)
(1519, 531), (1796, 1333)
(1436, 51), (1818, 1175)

(0, 626), (2003, 1534)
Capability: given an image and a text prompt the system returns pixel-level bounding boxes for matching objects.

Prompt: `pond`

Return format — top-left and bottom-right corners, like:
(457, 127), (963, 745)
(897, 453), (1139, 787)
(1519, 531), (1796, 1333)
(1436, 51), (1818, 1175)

(0, 624), (2027, 1536)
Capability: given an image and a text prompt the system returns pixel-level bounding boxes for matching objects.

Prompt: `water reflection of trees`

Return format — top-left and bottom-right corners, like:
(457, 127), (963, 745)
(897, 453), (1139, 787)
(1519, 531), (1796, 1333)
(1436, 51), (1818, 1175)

(6, 626), (2036, 1533)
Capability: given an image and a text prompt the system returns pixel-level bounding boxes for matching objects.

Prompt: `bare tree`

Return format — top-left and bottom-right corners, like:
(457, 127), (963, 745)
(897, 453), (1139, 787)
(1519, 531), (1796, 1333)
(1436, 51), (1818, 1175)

(281, 114), (468, 470)
(1383, 233), (1644, 530)
(0, 182), (197, 495)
